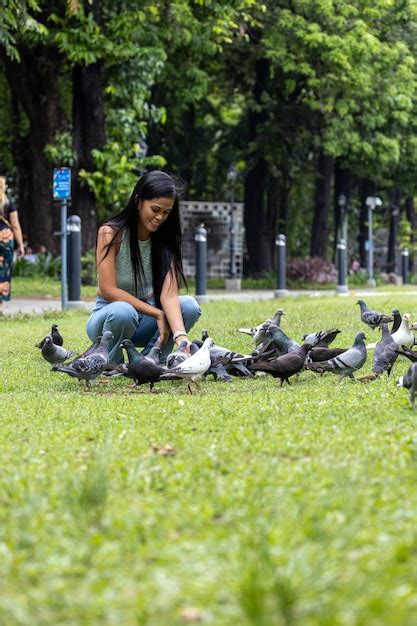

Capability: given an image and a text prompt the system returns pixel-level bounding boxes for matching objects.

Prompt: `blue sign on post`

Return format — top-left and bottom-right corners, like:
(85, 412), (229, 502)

(52, 167), (71, 310)
(53, 167), (71, 200)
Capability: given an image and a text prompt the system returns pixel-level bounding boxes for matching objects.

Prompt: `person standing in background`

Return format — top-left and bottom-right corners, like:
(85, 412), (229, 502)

(0, 176), (25, 308)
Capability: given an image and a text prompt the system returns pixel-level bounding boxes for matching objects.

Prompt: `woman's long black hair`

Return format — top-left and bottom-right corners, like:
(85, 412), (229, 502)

(99, 170), (186, 308)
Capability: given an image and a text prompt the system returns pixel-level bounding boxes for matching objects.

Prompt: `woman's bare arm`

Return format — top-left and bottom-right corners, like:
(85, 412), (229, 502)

(160, 269), (189, 348)
(9, 211), (24, 257)
(97, 226), (167, 334)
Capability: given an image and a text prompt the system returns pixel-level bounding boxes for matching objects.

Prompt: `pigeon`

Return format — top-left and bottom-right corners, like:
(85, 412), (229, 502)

(106, 339), (166, 391)
(36, 324), (64, 348)
(253, 324), (300, 359)
(166, 340), (189, 369)
(307, 332), (367, 379)
(40, 335), (76, 364)
(391, 313), (414, 349)
(238, 308), (285, 345)
(205, 357), (233, 382)
(51, 331), (113, 390)
(249, 344), (311, 385)
(189, 340), (233, 382)
(397, 362), (417, 409)
(238, 319), (271, 341)
(357, 300), (393, 330)
(393, 346), (417, 363)
(307, 346), (348, 363)
(302, 328), (341, 348)
(252, 321), (273, 347)
(371, 323), (399, 376)
(358, 323), (399, 381)
(64, 336), (102, 365)
(391, 309), (402, 333)
(192, 340), (255, 378)
(159, 337), (214, 393)
(144, 345), (162, 365)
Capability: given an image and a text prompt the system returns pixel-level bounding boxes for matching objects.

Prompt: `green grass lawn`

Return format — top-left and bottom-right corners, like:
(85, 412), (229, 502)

(12, 277), (98, 299)
(2, 295), (417, 625)
(11, 275), (417, 300)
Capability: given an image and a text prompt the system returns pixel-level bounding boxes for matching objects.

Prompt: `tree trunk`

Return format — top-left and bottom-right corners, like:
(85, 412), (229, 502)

(310, 151), (333, 259)
(244, 157), (269, 275)
(72, 61), (106, 252)
(71, 0), (106, 253)
(2, 48), (68, 254)
(266, 175), (281, 267)
(386, 189), (401, 274)
(243, 53), (271, 276)
(333, 162), (352, 261)
(278, 185), (290, 238)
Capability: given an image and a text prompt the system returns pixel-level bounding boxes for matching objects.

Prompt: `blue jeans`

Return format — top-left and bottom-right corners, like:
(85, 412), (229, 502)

(86, 295), (201, 364)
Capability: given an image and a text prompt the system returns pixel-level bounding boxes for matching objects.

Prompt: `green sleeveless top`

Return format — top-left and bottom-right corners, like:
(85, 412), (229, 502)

(115, 231), (153, 300)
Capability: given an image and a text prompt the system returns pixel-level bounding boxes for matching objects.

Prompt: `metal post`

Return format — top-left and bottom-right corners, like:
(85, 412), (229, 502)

(336, 239), (349, 294)
(366, 196), (381, 287)
(229, 185), (237, 279)
(194, 223), (208, 304)
(367, 204), (374, 286)
(60, 199), (68, 310)
(67, 215), (84, 307)
(402, 248), (409, 285)
(274, 234), (289, 297)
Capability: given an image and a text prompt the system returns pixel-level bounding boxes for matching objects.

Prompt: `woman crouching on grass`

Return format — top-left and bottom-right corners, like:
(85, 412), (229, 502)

(86, 170), (201, 364)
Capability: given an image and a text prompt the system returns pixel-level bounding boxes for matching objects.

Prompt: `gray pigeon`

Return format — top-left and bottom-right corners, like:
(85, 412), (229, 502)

(358, 323), (399, 381)
(144, 345), (162, 365)
(51, 331), (113, 390)
(307, 332), (367, 379)
(41, 335), (76, 364)
(357, 300), (393, 330)
(36, 324), (64, 348)
(397, 362), (417, 409)
(166, 340), (189, 369)
(65, 336), (102, 365)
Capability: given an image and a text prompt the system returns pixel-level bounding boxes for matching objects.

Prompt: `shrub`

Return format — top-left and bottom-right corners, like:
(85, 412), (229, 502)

(287, 256), (337, 284)
(13, 257), (37, 277)
(35, 252), (61, 279)
(13, 253), (61, 279)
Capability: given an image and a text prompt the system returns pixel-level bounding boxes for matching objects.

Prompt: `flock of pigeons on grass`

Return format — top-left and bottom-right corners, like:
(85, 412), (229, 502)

(34, 299), (417, 406)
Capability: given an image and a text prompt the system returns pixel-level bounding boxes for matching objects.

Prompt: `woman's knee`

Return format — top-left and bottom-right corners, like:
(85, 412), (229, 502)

(106, 301), (138, 326)
(87, 301), (138, 339)
(180, 295), (201, 327)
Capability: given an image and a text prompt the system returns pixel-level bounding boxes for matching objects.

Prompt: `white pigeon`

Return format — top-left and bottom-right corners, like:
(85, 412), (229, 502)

(159, 337), (214, 393)
(391, 313), (414, 349)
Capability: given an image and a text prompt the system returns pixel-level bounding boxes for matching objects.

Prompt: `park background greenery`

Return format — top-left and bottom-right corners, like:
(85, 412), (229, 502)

(2, 294), (417, 625)
(2, 0), (417, 276)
